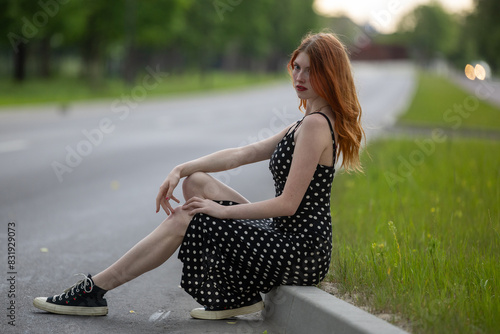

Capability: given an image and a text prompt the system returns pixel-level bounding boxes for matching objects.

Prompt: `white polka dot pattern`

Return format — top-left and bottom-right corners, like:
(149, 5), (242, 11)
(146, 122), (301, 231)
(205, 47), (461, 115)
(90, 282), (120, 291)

(178, 113), (336, 311)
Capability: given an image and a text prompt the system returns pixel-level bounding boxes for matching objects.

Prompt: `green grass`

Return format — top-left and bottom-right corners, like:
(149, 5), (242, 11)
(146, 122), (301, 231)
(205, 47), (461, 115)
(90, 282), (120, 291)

(399, 72), (500, 130)
(328, 138), (500, 333)
(0, 71), (286, 107)
(325, 70), (500, 334)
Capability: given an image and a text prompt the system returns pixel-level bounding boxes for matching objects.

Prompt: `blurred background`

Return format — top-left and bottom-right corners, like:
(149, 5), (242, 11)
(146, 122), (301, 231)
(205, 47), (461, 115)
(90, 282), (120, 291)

(0, 0), (498, 100)
(1, 2), (499, 334)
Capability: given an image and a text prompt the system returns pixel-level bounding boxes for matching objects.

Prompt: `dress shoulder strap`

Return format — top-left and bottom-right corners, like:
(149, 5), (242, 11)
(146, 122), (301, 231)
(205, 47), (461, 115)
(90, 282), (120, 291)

(310, 112), (336, 145)
(286, 119), (303, 136)
(311, 111), (337, 165)
(287, 112), (336, 146)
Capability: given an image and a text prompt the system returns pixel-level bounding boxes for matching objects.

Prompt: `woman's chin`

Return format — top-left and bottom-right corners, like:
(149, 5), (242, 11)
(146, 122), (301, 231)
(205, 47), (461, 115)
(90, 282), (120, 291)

(295, 91), (306, 99)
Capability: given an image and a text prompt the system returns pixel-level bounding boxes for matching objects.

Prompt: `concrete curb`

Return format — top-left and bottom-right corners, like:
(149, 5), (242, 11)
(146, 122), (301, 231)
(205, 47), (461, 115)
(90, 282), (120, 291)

(263, 286), (408, 334)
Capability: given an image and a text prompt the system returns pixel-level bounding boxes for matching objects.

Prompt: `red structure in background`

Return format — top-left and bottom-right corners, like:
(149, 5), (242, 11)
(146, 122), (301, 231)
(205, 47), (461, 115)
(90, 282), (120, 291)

(350, 44), (408, 61)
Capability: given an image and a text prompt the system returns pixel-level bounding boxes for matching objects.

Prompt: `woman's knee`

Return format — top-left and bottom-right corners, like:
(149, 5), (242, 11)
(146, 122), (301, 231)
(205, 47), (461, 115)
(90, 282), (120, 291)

(182, 171), (248, 204)
(182, 172), (213, 200)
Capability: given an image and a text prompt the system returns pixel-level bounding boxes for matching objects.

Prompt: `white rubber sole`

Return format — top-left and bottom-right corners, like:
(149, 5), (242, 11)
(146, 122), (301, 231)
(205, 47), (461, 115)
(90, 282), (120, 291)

(33, 297), (108, 316)
(190, 301), (264, 320)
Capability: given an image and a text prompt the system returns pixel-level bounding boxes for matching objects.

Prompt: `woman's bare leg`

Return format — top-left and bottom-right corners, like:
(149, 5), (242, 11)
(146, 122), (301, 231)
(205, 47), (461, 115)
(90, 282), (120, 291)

(92, 208), (192, 291)
(93, 172), (249, 291)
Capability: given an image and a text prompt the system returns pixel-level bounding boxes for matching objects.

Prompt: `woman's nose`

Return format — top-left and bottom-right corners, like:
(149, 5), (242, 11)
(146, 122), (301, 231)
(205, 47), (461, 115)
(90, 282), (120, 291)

(295, 71), (305, 82)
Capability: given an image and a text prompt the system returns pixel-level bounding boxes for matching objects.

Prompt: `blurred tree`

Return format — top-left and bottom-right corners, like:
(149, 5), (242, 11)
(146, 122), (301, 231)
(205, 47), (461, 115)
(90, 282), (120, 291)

(72, 1), (125, 86)
(397, 1), (459, 65)
(123, 0), (192, 84)
(442, 13), (476, 71)
(175, 1), (223, 82)
(2, 0), (40, 81)
(267, 0), (319, 71)
(217, 0), (274, 71)
(468, 0), (500, 73)
(1, 0), (76, 81)
(319, 15), (367, 53)
(0, 0), (321, 85)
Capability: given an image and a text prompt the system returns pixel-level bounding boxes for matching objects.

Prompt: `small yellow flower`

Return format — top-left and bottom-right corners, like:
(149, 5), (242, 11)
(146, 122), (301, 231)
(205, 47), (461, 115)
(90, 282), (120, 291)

(378, 243), (385, 249)
(371, 242), (377, 249)
(427, 233), (431, 238)
(387, 267), (391, 275)
(430, 207), (435, 213)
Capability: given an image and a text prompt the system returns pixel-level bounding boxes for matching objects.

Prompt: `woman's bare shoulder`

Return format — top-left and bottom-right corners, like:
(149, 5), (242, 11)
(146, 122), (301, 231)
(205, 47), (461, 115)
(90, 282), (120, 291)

(297, 113), (332, 136)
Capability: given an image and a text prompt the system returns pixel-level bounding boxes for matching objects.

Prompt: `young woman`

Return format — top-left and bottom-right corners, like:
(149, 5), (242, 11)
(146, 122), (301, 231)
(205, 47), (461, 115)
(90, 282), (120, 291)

(33, 32), (364, 319)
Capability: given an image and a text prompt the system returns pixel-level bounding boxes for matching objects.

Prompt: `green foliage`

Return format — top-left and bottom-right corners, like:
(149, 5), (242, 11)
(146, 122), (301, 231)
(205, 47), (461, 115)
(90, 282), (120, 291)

(0, 0), (319, 82)
(388, 0), (500, 74)
(396, 1), (459, 63)
(469, 0), (500, 72)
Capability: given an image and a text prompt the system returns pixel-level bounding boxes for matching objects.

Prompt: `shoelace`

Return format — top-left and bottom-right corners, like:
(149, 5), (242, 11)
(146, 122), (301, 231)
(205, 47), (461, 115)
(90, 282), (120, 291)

(52, 273), (94, 302)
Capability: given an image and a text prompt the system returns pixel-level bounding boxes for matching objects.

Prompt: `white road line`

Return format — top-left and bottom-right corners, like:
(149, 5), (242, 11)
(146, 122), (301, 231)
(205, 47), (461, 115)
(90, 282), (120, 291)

(0, 139), (29, 153)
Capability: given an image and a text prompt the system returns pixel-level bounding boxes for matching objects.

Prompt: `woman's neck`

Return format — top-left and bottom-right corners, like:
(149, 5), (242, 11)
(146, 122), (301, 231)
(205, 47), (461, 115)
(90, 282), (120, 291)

(305, 97), (331, 116)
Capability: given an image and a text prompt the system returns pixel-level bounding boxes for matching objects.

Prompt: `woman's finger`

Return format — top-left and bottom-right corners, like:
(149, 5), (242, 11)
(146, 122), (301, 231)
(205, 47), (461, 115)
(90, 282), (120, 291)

(156, 183), (169, 213)
(182, 197), (202, 210)
(161, 200), (173, 216)
(155, 192), (162, 213)
(165, 199), (175, 215)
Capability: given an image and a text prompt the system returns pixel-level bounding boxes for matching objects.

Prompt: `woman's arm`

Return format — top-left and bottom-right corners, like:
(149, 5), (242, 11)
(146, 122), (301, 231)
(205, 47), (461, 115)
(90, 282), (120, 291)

(183, 114), (332, 219)
(175, 125), (291, 178)
(156, 125), (291, 214)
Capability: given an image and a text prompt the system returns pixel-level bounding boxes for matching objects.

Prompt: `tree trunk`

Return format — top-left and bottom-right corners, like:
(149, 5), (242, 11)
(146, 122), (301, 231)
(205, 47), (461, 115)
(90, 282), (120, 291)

(123, 46), (138, 86)
(13, 42), (27, 82)
(39, 36), (51, 78)
(81, 16), (102, 88)
(122, 0), (137, 86)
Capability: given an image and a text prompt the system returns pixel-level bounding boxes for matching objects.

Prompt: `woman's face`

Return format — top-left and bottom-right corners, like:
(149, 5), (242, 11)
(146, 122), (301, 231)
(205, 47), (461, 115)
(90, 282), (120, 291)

(292, 52), (319, 100)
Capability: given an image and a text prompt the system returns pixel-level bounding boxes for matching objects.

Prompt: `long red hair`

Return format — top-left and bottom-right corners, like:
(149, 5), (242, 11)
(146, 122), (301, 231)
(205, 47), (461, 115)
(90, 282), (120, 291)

(288, 32), (365, 172)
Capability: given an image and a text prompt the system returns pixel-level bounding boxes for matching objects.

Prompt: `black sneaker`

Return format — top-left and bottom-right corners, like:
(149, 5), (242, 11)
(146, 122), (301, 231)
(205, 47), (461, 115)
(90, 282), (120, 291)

(33, 274), (108, 316)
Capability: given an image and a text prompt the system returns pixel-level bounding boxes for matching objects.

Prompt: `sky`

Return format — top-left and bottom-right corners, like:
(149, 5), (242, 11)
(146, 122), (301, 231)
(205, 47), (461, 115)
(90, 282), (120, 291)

(314, 0), (474, 33)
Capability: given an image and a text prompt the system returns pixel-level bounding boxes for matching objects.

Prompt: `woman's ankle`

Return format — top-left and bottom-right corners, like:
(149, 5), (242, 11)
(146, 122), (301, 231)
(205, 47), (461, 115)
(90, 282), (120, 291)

(92, 273), (114, 291)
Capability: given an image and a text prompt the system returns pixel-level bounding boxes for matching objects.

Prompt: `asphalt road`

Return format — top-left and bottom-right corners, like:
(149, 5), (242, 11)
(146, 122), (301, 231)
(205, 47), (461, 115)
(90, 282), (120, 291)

(0, 61), (415, 334)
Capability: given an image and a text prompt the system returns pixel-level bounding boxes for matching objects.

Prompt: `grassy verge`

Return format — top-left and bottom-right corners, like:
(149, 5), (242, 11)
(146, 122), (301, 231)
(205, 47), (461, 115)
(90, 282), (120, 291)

(399, 71), (500, 130)
(0, 71), (286, 107)
(325, 71), (500, 333)
(327, 139), (499, 333)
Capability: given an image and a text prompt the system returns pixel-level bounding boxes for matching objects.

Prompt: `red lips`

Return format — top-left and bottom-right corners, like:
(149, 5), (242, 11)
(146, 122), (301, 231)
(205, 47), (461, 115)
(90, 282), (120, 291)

(296, 85), (307, 91)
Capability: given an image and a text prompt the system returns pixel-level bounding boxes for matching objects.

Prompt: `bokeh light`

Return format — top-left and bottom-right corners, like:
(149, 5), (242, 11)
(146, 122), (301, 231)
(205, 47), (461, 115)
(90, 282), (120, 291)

(465, 64), (476, 80)
(474, 64), (486, 80)
(465, 63), (489, 81)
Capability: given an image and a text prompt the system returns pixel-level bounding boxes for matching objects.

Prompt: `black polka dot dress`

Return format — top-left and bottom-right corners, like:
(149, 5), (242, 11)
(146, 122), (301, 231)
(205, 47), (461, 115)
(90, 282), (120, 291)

(178, 112), (336, 310)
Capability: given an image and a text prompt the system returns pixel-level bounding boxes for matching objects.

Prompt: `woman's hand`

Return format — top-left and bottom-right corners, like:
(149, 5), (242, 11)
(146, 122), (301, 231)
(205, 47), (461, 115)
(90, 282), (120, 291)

(156, 169), (181, 215)
(182, 197), (227, 218)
